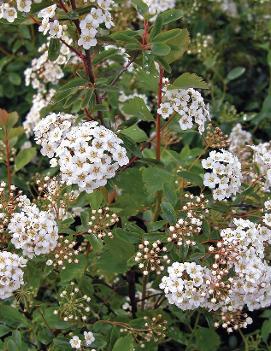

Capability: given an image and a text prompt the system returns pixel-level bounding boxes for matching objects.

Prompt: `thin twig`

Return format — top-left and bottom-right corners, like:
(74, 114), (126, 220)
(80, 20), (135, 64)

(127, 270), (137, 318)
(156, 65), (164, 161)
(141, 273), (149, 310)
(4, 128), (12, 197)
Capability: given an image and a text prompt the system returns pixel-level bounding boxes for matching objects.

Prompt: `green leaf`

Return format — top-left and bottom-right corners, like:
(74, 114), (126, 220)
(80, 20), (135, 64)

(195, 327), (220, 351)
(162, 28), (190, 64)
(0, 325), (11, 338)
(97, 236), (135, 275)
(48, 38), (61, 61)
(7, 339), (18, 351)
(86, 234), (103, 252)
(152, 29), (182, 43)
(131, 0), (149, 17)
(93, 48), (119, 64)
(142, 166), (174, 194)
(170, 73), (208, 90)
(161, 201), (176, 224)
(150, 15), (163, 40)
(112, 335), (134, 351)
(60, 255), (87, 283)
(158, 9), (182, 25)
(0, 305), (29, 328)
(121, 97), (153, 121)
(59, 77), (86, 92)
(178, 170), (203, 187)
(8, 72), (21, 86)
(114, 168), (148, 216)
(261, 320), (271, 343)
(7, 112), (19, 128)
(111, 30), (140, 44)
(120, 124), (148, 143)
(226, 66), (246, 81)
(152, 42), (171, 56)
(8, 127), (24, 139)
(14, 147), (36, 172)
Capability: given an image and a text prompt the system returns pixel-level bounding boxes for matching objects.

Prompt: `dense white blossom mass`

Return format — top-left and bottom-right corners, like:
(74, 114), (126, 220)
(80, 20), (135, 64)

(0, 251), (27, 300)
(158, 87), (210, 134)
(34, 113), (129, 193)
(8, 203), (58, 258)
(202, 149), (242, 200)
(161, 217), (271, 332)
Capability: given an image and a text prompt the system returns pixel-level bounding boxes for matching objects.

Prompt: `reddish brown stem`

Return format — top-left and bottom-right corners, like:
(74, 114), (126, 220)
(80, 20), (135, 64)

(59, 38), (85, 60)
(84, 49), (104, 124)
(58, 0), (69, 12)
(142, 19), (149, 48)
(70, 0), (81, 34)
(4, 128), (12, 196)
(156, 65), (164, 161)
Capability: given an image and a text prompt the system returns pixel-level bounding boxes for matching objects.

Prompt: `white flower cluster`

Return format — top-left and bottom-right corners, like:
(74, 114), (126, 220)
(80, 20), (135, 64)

(251, 142), (271, 190)
(202, 149), (242, 200)
(23, 89), (55, 136)
(78, 0), (115, 49)
(8, 203), (58, 258)
(0, 0), (39, 23)
(70, 331), (95, 349)
(34, 112), (77, 158)
(160, 262), (210, 310)
(158, 87), (210, 134)
(229, 124), (252, 155)
(25, 36), (76, 93)
(38, 4), (63, 39)
(143, 0), (175, 21)
(263, 200), (271, 228)
(220, 218), (271, 311)
(24, 35), (78, 135)
(34, 113), (129, 193)
(0, 251), (27, 299)
(161, 218), (271, 332)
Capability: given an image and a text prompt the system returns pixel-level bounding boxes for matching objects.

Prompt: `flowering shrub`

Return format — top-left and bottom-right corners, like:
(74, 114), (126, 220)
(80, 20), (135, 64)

(0, 0), (271, 350)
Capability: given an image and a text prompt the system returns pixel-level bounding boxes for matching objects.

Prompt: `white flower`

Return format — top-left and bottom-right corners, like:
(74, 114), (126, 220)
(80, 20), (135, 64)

(202, 149), (242, 200)
(0, 251), (27, 299)
(78, 29), (97, 49)
(203, 172), (219, 189)
(80, 14), (99, 31)
(8, 203), (58, 258)
(179, 115), (193, 130)
(38, 4), (57, 19)
(158, 102), (174, 119)
(90, 7), (105, 26)
(49, 20), (63, 38)
(160, 86), (210, 134)
(84, 331), (95, 347)
(251, 142), (271, 190)
(70, 336), (81, 349)
(34, 114), (129, 193)
(3, 5), (17, 22)
(17, 0), (32, 12)
(160, 261), (210, 310)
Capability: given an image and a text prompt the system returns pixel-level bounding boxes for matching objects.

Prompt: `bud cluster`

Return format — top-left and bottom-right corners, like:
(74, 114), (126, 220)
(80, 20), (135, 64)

(204, 125), (229, 149)
(34, 176), (78, 220)
(88, 207), (119, 240)
(120, 314), (167, 348)
(46, 236), (82, 270)
(168, 193), (208, 246)
(54, 282), (91, 323)
(135, 240), (170, 276)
